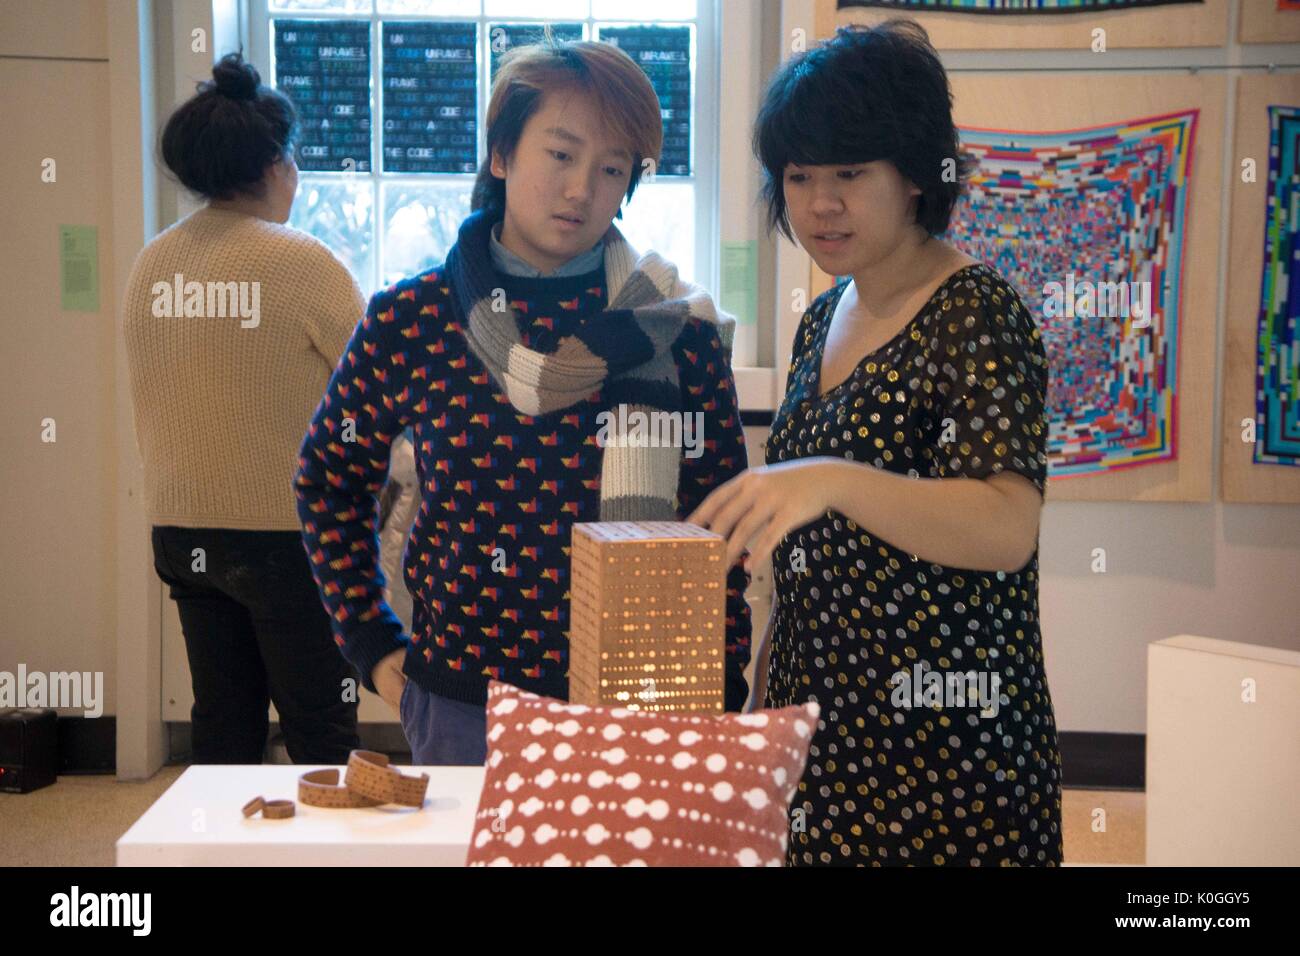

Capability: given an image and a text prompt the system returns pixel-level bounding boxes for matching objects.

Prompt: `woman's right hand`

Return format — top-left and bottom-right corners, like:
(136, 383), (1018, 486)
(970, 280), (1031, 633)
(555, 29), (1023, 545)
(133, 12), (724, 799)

(371, 648), (407, 715)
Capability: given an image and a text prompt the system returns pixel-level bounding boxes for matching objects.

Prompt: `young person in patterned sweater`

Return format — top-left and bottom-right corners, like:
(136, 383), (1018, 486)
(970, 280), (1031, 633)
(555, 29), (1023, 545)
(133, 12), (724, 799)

(295, 38), (753, 765)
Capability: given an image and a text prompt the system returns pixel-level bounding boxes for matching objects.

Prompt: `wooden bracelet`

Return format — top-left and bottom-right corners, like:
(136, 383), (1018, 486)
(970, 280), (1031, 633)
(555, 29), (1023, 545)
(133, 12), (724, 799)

(245, 751), (427, 820)
(261, 799), (296, 819)
(344, 750), (429, 808)
(297, 767), (382, 809)
(241, 795), (296, 819)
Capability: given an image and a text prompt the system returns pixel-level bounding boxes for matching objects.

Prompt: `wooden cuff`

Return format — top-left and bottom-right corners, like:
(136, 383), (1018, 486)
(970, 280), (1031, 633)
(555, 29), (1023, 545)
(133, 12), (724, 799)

(345, 750), (429, 808)
(298, 767), (382, 809)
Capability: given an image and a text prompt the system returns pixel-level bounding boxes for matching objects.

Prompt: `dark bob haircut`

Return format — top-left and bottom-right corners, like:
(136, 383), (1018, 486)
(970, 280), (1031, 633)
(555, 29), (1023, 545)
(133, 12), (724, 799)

(753, 19), (974, 240)
(161, 52), (298, 201)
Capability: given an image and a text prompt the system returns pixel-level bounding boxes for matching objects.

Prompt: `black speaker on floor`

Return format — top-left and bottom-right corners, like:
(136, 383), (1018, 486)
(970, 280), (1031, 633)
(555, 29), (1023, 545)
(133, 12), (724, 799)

(0, 708), (57, 793)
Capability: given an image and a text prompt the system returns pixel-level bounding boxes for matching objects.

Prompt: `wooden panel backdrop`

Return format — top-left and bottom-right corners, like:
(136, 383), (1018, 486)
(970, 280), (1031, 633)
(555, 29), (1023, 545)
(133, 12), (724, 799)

(808, 73), (1225, 500)
(1239, 0), (1300, 45)
(1221, 71), (1300, 503)
(818, 0), (1228, 51)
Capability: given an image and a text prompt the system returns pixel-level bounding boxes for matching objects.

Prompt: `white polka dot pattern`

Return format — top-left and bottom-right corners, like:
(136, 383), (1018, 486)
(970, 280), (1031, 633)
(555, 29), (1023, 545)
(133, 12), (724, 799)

(466, 681), (820, 867)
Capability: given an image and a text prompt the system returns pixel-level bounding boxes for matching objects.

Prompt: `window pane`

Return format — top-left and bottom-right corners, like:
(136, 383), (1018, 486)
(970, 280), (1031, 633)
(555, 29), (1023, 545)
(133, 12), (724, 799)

(488, 22), (584, 79)
(377, 0), (480, 15)
(596, 25), (692, 176)
(615, 181), (695, 284)
(271, 0), (372, 12)
(291, 178), (376, 296)
(381, 182), (474, 286)
(486, 0), (587, 16)
(274, 19), (372, 172)
(592, 0), (695, 20)
(382, 22), (478, 173)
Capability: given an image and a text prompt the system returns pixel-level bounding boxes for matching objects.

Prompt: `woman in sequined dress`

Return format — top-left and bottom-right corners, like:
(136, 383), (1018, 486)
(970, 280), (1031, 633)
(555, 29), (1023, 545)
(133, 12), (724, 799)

(689, 21), (1063, 866)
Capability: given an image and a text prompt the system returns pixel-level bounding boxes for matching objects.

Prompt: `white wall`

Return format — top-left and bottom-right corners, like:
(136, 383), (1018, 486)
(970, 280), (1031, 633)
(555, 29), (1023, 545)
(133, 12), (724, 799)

(0, 0), (118, 709)
(1040, 502), (1300, 733)
(0, 0), (164, 778)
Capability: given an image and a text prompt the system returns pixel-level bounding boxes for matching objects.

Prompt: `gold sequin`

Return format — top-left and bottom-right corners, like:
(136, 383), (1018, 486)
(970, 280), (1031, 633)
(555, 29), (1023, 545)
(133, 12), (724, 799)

(763, 266), (1062, 868)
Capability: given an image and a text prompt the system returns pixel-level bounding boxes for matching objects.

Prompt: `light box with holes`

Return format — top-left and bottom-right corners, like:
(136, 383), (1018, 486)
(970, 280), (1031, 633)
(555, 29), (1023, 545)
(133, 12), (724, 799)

(569, 522), (726, 714)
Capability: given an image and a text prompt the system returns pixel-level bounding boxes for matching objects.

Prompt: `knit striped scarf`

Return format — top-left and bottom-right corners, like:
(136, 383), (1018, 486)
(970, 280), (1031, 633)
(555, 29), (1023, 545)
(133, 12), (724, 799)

(444, 209), (734, 521)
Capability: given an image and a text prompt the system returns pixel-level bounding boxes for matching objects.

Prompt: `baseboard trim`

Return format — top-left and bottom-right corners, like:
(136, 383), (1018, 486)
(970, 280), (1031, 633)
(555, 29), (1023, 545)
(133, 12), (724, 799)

(62, 720), (1145, 789)
(1058, 731), (1144, 791)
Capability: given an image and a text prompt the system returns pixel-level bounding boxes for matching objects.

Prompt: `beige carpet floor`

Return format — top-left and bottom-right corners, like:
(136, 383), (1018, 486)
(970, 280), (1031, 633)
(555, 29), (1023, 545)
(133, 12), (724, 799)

(1, 766), (187, 867)
(1, 771), (1143, 866)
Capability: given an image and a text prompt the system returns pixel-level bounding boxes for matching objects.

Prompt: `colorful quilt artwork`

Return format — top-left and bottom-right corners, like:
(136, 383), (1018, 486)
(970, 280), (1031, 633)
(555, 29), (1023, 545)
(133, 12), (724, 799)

(835, 0), (1200, 13)
(1254, 106), (1300, 466)
(944, 111), (1198, 477)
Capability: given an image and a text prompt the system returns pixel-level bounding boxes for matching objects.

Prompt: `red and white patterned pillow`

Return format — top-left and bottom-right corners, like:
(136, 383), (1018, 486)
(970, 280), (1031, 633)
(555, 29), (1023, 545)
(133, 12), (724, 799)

(465, 680), (819, 867)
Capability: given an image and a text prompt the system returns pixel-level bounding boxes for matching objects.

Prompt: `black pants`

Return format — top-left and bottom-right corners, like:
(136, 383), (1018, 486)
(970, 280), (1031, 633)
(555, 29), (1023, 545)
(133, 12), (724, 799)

(151, 526), (360, 764)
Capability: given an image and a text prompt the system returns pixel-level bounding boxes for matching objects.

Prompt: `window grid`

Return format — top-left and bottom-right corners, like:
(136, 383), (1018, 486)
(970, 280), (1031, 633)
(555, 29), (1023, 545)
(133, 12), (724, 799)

(255, 0), (705, 297)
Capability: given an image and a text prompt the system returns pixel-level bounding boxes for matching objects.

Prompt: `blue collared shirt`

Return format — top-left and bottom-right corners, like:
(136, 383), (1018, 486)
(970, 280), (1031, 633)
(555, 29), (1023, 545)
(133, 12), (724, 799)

(489, 221), (605, 278)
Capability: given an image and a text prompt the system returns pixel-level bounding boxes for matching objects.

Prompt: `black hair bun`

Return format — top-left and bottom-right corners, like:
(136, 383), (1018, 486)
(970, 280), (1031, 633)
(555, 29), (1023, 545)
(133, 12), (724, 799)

(161, 50), (298, 200)
(211, 52), (260, 101)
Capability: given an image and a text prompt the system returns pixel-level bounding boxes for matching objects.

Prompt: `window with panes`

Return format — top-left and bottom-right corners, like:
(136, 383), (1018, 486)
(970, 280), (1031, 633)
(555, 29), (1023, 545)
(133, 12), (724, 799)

(250, 0), (711, 299)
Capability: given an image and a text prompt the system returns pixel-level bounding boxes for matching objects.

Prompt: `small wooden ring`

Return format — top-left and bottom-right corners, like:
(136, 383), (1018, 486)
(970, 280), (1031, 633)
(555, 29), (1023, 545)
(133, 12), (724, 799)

(261, 799), (296, 819)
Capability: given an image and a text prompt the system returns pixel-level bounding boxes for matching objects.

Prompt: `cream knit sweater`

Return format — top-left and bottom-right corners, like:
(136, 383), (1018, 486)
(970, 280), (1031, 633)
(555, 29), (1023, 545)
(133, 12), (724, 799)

(123, 206), (365, 530)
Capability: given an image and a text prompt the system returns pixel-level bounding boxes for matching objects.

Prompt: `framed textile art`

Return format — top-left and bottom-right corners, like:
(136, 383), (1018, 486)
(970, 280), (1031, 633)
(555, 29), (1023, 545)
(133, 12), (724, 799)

(1252, 106), (1300, 469)
(817, 0), (1228, 50)
(945, 110), (1197, 479)
(809, 73), (1221, 500)
(1222, 73), (1300, 504)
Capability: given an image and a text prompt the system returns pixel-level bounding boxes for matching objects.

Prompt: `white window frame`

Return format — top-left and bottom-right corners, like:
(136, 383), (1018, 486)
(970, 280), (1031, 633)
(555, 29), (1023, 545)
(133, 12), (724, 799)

(245, 0), (719, 302)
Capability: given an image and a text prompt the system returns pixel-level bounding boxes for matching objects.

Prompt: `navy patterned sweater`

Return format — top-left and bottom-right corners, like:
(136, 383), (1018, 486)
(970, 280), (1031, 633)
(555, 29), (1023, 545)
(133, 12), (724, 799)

(295, 259), (753, 710)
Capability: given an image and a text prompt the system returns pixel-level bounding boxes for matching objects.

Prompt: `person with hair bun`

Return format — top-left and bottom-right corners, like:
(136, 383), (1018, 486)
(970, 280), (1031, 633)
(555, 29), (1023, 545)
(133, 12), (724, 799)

(122, 52), (365, 765)
(689, 20), (1063, 866)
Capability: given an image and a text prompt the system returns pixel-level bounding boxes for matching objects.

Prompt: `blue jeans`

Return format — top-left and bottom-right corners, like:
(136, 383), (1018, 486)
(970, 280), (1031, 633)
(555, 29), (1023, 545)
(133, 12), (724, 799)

(400, 680), (487, 766)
